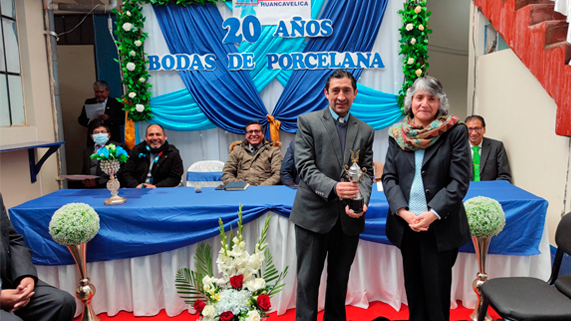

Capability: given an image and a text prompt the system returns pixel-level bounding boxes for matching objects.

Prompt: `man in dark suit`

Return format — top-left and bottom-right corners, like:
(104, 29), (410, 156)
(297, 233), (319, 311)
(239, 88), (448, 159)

(0, 193), (76, 320)
(119, 124), (183, 188)
(465, 115), (511, 182)
(280, 139), (300, 187)
(290, 70), (374, 321)
(78, 81), (125, 144)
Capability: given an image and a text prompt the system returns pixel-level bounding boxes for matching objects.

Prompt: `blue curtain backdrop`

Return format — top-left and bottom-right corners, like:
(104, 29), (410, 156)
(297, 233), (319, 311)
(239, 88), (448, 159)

(153, 3), (267, 134)
(272, 0), (389, 133)
(151, 0), (402, 134)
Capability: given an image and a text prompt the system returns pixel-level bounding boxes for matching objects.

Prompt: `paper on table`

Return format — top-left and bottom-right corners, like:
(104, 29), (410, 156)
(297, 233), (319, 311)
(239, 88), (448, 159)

(62, 175), (100, 181)
(84, 102), (106, 121)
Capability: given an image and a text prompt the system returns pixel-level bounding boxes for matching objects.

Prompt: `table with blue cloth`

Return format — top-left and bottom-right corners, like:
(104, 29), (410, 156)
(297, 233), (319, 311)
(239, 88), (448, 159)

(8, 181), (551, 317)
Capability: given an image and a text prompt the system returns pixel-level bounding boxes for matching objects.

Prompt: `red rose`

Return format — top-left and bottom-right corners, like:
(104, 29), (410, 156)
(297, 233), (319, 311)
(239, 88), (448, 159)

(230, 275), (243, 289)
(257, 294), (271, 311)
(193, 299), (206, 313)
(220, 311), (234, 321)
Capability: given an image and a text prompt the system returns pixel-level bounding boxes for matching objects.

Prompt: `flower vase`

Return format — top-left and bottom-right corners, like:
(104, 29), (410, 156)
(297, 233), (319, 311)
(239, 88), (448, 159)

(469, 236), (492, 321)
(68, 244), (100, 321)
(100, 160), (126, 205)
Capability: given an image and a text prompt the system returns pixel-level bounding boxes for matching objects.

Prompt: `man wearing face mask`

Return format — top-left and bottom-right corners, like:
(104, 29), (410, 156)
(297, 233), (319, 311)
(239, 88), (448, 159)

(81, 120), (128, 188)
(119, 124), (184, 188)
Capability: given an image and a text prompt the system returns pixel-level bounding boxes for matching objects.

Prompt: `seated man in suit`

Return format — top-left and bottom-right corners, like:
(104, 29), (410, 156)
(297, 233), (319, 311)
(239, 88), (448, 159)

(0, 193), (76, 321)
(222, 121), (283, 186)
(81, 120), (128, 188)
(78, 81), (125, 145)
(465, 115), (511, 182)
(280, 139), (300, 187)
(119, 124), (183, 188)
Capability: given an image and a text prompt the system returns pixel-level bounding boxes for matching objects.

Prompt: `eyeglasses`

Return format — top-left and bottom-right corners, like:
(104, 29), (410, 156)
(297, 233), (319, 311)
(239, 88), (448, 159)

(468, 127), (483, 132)
(246, 130), (262, 135)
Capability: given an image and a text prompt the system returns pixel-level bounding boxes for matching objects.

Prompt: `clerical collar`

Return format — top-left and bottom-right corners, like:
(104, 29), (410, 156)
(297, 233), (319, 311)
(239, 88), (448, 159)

(329, 107), (349, 122)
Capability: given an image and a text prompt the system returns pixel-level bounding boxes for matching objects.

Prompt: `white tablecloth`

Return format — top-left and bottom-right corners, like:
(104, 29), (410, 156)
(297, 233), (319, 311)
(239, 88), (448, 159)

(37, 212), (550, 317)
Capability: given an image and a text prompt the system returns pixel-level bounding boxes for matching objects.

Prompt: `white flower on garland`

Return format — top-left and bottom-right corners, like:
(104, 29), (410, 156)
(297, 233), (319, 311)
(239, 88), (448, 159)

(407, 57), (415, 65)
(139, 77), (146, 83)
(128, 92), (136, 99)
(129, 50), (137, 57)
(406, 23), (413, 31)
(415, 6), (422, 14)
(134, 40), (142, 47)
(464, 196), (506, 237)
(418, 24), (425, 31)
(415, 69), (422, 77)
(49, 203), (100, 246)
(135, 104), (145, 113)
(126, 11), (132, 17)
(410, 38), (417, 45)
(246, 310), (261, 321)
(122, 22), (133, 32)
(126, 62), (136, 71)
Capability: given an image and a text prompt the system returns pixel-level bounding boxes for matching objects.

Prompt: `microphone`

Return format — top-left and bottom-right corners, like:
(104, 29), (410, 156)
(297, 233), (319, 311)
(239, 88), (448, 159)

(194, 186), (202, 193)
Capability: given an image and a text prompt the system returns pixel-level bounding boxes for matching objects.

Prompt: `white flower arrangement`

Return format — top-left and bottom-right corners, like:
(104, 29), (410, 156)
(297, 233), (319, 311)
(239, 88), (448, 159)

(126, 62), (136, 71)
(128, 92), (137, 99)
(139, 77), (146, 83)
(410, 37), (416, 45)
(135, 104), (145, 113)
(464, 196), (506, 238)
(126, 11), (131, 17)
(407, 57), (415, 65)
(134, 40), (143, 47)
(129, 51), (137, 57)
(176, 205), (288, 321)
(49, 203), (100, 246)
(406, 23), (413, 31)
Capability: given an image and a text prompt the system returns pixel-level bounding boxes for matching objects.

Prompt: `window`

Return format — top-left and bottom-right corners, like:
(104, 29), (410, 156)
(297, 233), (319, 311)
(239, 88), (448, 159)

(0, 0), (25, 127)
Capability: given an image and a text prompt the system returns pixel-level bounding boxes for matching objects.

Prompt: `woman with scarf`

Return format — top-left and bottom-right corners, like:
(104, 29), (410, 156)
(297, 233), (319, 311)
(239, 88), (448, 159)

(382, 76), (471, 321)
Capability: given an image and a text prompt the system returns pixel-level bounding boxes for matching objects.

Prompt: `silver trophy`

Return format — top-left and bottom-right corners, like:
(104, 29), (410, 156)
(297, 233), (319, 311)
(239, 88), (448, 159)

(343, 150), (367, 213)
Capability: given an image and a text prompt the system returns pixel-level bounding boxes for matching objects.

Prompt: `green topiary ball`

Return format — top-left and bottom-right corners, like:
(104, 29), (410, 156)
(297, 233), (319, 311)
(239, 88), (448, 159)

(49, 203), (100, 246)
(464, 196), (506, 238)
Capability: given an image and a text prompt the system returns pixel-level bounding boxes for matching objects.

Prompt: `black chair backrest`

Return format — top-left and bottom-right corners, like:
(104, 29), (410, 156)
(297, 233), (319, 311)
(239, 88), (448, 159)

(556, 213), (571, 255)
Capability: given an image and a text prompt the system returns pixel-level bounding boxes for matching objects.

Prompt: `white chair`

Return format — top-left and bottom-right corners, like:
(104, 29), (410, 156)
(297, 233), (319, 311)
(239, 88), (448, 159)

(186, 160), (225, 187)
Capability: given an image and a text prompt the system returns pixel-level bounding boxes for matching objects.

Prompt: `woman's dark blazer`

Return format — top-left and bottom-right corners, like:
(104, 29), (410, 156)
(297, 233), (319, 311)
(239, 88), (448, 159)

(382, 123), (472, 252)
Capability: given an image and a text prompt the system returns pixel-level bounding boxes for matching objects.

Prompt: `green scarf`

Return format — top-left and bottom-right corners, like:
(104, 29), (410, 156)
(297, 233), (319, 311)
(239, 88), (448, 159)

(389, 114), (460, 151)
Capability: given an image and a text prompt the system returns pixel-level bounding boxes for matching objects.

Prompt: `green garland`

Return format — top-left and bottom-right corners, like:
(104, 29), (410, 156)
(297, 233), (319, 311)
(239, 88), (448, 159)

(114, 0), (221, 121)
(397, 0), (432, 113)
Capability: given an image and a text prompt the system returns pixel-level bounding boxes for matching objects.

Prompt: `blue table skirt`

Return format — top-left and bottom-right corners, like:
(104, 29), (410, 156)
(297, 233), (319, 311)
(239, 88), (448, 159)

(9, 181), (547, 266)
